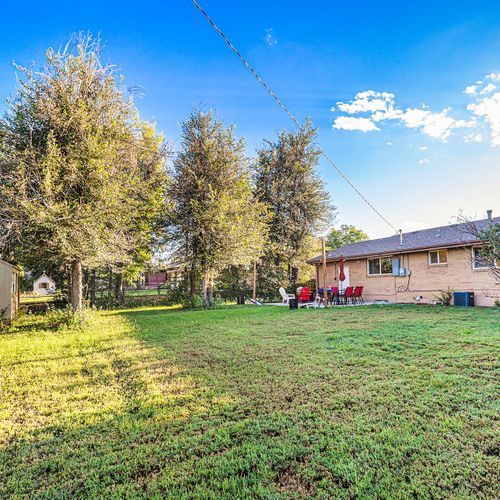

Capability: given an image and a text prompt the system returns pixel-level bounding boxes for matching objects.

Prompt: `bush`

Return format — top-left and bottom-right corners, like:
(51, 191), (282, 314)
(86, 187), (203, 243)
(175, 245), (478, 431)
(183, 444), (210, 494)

(435, 290), (452, 306)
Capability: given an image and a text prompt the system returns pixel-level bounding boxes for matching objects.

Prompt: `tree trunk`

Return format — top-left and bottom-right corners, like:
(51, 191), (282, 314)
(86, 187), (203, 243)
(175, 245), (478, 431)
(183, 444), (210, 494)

(70, 261), (83, 313)
(201, 265), (214, 308)
(107, 269), (113, 306)
(189, 263), (197, 306)
(291, 266), (299, 290)
(67, 265), (72, 306)
(89, 270), (96, 307)
(114, 272), (124, 304)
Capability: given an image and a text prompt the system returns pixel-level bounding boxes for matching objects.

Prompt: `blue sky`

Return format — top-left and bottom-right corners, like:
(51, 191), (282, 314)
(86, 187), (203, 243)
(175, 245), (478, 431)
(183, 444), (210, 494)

(1, 0), (499, 237)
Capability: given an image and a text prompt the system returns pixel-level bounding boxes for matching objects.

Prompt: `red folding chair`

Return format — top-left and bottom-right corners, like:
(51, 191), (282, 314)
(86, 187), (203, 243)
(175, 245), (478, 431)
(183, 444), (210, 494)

(298, 287), (311, 304)
(343, 286), (354, 304)
(353, 286), (364, 304)
(330, 286), (339, 305)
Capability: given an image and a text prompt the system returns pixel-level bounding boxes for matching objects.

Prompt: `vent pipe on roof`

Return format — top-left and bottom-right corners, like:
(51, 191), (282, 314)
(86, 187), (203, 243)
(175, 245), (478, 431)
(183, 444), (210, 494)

(399, 229), (403, 246)
(487, 209), (492, 220)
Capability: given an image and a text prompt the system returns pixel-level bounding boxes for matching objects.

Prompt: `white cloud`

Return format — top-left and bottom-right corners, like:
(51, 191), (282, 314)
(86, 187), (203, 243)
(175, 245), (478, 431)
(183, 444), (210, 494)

(331, 73), (500, 146)
(465, 85), (478, 95)
(480, 83), (496, 94)
(400, 108), (467, 141)
(386, 141), (393, 146)
(463, 133), (484, 143)
(332, 116), (379, 132)
(334, 90), (396, 114)
(419, 146), (428, 151)
(265, 28), (277, 46)
(418, 158), (430, 165)
(467, 92), (500, 146)
(332, 91), (470, 141)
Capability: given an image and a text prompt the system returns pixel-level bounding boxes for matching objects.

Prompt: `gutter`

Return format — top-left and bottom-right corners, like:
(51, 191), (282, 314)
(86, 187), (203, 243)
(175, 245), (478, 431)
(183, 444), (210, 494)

(307, 240), (482, 265)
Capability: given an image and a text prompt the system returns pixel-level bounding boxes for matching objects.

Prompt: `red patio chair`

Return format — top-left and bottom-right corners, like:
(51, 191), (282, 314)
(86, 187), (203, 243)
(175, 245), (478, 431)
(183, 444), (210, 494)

(343, 286), (354, 304)
(353, 286), (364, 304)
(298, 287), (311, 303)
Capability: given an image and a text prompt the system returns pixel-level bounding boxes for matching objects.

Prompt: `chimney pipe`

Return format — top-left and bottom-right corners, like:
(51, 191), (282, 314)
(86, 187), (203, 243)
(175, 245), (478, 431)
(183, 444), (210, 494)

(487, 209), (492, 220)
(399, 229), (403, 246)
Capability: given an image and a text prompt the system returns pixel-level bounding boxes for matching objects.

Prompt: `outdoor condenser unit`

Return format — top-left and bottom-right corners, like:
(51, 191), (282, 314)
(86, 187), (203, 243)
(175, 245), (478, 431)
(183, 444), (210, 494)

(453, 291), (474, 307)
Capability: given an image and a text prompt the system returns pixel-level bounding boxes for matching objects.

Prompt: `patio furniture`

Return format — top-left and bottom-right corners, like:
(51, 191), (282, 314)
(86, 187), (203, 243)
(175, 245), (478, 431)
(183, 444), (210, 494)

(279, 287), (295, 304)
(298, 287), (311, 303)
(353, 286), (364, 304)
(343, 286), (354, 304)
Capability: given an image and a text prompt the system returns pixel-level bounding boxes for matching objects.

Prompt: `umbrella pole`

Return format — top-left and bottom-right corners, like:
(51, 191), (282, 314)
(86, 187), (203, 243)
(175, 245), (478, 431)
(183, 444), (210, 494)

(322, 237), (328, 308)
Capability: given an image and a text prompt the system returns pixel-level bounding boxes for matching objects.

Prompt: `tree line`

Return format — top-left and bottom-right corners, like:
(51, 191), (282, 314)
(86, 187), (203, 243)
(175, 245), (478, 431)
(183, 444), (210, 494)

(0, 34), (337, 311)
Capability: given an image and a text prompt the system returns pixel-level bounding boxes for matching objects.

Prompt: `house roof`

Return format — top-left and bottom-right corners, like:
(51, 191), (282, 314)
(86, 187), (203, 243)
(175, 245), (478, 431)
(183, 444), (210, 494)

(34, 273), (56, 284)
(308, 216), (500, 264)
(0, 259), (21, 271)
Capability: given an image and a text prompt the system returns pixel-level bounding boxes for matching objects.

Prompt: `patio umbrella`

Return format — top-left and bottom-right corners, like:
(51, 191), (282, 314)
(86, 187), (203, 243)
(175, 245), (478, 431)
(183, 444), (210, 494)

(338, 255), (346, 293)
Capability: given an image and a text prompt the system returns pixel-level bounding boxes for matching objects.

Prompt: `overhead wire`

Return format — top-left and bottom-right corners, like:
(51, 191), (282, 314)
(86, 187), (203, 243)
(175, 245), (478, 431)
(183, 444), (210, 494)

(190, 0), (397, 232)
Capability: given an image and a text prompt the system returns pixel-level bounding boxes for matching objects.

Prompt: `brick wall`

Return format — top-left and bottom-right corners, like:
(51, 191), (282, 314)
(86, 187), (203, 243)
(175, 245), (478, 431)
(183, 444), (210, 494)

(316, 246), (499, 306)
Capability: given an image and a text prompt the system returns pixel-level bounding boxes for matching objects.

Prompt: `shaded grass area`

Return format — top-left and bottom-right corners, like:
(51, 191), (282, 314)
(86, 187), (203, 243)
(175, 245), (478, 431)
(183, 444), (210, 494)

(0, 305), (498, 497)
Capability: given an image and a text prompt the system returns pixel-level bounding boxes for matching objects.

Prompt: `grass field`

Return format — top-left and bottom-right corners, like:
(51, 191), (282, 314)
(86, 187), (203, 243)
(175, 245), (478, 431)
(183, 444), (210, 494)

(20, 295), (54, 304)
(0, 305), (498, 498)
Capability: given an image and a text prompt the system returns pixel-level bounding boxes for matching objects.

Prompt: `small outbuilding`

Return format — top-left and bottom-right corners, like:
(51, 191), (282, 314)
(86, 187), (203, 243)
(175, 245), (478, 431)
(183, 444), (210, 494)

(33, 273), (56, 296)
(0, 259), (20, 324)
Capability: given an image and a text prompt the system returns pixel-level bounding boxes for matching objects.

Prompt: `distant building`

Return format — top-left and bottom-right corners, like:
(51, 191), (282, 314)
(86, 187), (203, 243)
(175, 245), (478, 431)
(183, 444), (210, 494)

(143, 263), (186, 288)
(33, 274), (56, 296)
(0, 259), (20, 323)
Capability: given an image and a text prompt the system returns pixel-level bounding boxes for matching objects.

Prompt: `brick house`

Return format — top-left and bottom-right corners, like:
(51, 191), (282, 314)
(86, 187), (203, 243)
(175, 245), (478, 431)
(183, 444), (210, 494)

(308, 214), (499, 307)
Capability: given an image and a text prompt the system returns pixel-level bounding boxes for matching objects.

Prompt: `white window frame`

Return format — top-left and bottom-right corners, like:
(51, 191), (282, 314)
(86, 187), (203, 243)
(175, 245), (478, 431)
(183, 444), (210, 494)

(472, 246), (497, 270)
(367, 256), (393, 276)
(428, 249), (448, 265)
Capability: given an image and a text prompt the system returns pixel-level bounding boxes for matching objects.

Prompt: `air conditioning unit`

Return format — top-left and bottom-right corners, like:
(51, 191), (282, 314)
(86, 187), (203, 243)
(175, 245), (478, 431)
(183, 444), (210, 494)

(453, 291), (474, 307)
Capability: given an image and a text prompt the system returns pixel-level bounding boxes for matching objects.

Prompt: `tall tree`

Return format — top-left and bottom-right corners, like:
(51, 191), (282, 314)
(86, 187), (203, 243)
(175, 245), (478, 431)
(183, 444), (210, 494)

(458, 214), (500, 283)
(0, 34), (167, 313)
(166, 111), (268, 307)
(326, 224), (368, 250)
(255, 122), (335, 290)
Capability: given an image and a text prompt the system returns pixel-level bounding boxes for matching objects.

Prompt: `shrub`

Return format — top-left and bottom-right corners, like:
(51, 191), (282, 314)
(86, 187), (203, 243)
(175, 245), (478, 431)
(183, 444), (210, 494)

(435, 290), (452, 306)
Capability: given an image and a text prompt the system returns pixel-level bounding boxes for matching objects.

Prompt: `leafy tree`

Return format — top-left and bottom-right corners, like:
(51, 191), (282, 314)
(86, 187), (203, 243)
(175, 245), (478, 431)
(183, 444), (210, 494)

(166, 111), (268, 307)
(326, 224), (368, 250)
(458, 214), (499, 283)
(0, 34), (167, 313)
(255, 122), (335, 291)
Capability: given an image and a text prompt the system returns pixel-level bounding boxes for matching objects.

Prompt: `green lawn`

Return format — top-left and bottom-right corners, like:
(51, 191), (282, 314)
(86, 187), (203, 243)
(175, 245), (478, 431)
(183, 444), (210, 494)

(0, 305), (498, 498)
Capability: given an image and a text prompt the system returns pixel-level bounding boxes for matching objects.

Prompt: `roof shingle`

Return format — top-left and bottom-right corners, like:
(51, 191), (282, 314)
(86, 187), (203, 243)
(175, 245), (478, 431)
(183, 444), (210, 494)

(308, 217), (500, 264)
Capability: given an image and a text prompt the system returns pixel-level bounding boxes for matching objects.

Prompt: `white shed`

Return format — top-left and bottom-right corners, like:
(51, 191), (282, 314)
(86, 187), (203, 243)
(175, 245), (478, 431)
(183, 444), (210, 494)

(0, 259), (20, 324)
(33, 273), (56, 296)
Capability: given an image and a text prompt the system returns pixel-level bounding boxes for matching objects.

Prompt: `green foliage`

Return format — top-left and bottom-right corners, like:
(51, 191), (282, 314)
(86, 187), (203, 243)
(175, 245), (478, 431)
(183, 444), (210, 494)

(0, 305), (498, 497)
(166, 111), (268, 307)
(0, 33), (167, 311)
(326, 224), (368, 249)
(435, 289), (452, 306)
(255, 121), (335, 291)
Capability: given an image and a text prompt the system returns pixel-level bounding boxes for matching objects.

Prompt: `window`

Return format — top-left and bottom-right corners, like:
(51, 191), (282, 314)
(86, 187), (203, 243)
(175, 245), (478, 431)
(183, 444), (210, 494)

(368, 257), (393, 275)
(38, 282), (48, 289)
(472, 247), (497, 269)
(428, 249), (447, 265)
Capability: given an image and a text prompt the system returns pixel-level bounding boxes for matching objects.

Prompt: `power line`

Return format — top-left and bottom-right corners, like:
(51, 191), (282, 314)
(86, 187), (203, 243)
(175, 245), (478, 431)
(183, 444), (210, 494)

(190, 0), (397, 232)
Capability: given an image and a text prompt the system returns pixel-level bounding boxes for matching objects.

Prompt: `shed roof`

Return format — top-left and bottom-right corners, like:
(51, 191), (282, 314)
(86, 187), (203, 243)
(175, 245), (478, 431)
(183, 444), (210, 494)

(308, 216), (500, 264)
(0, 259), (21, 271)
(34, 273), (56, 284)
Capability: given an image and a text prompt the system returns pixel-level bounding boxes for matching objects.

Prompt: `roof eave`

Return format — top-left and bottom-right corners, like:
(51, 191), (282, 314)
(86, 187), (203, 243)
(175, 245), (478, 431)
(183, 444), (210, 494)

(307, 240), (481, 265)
